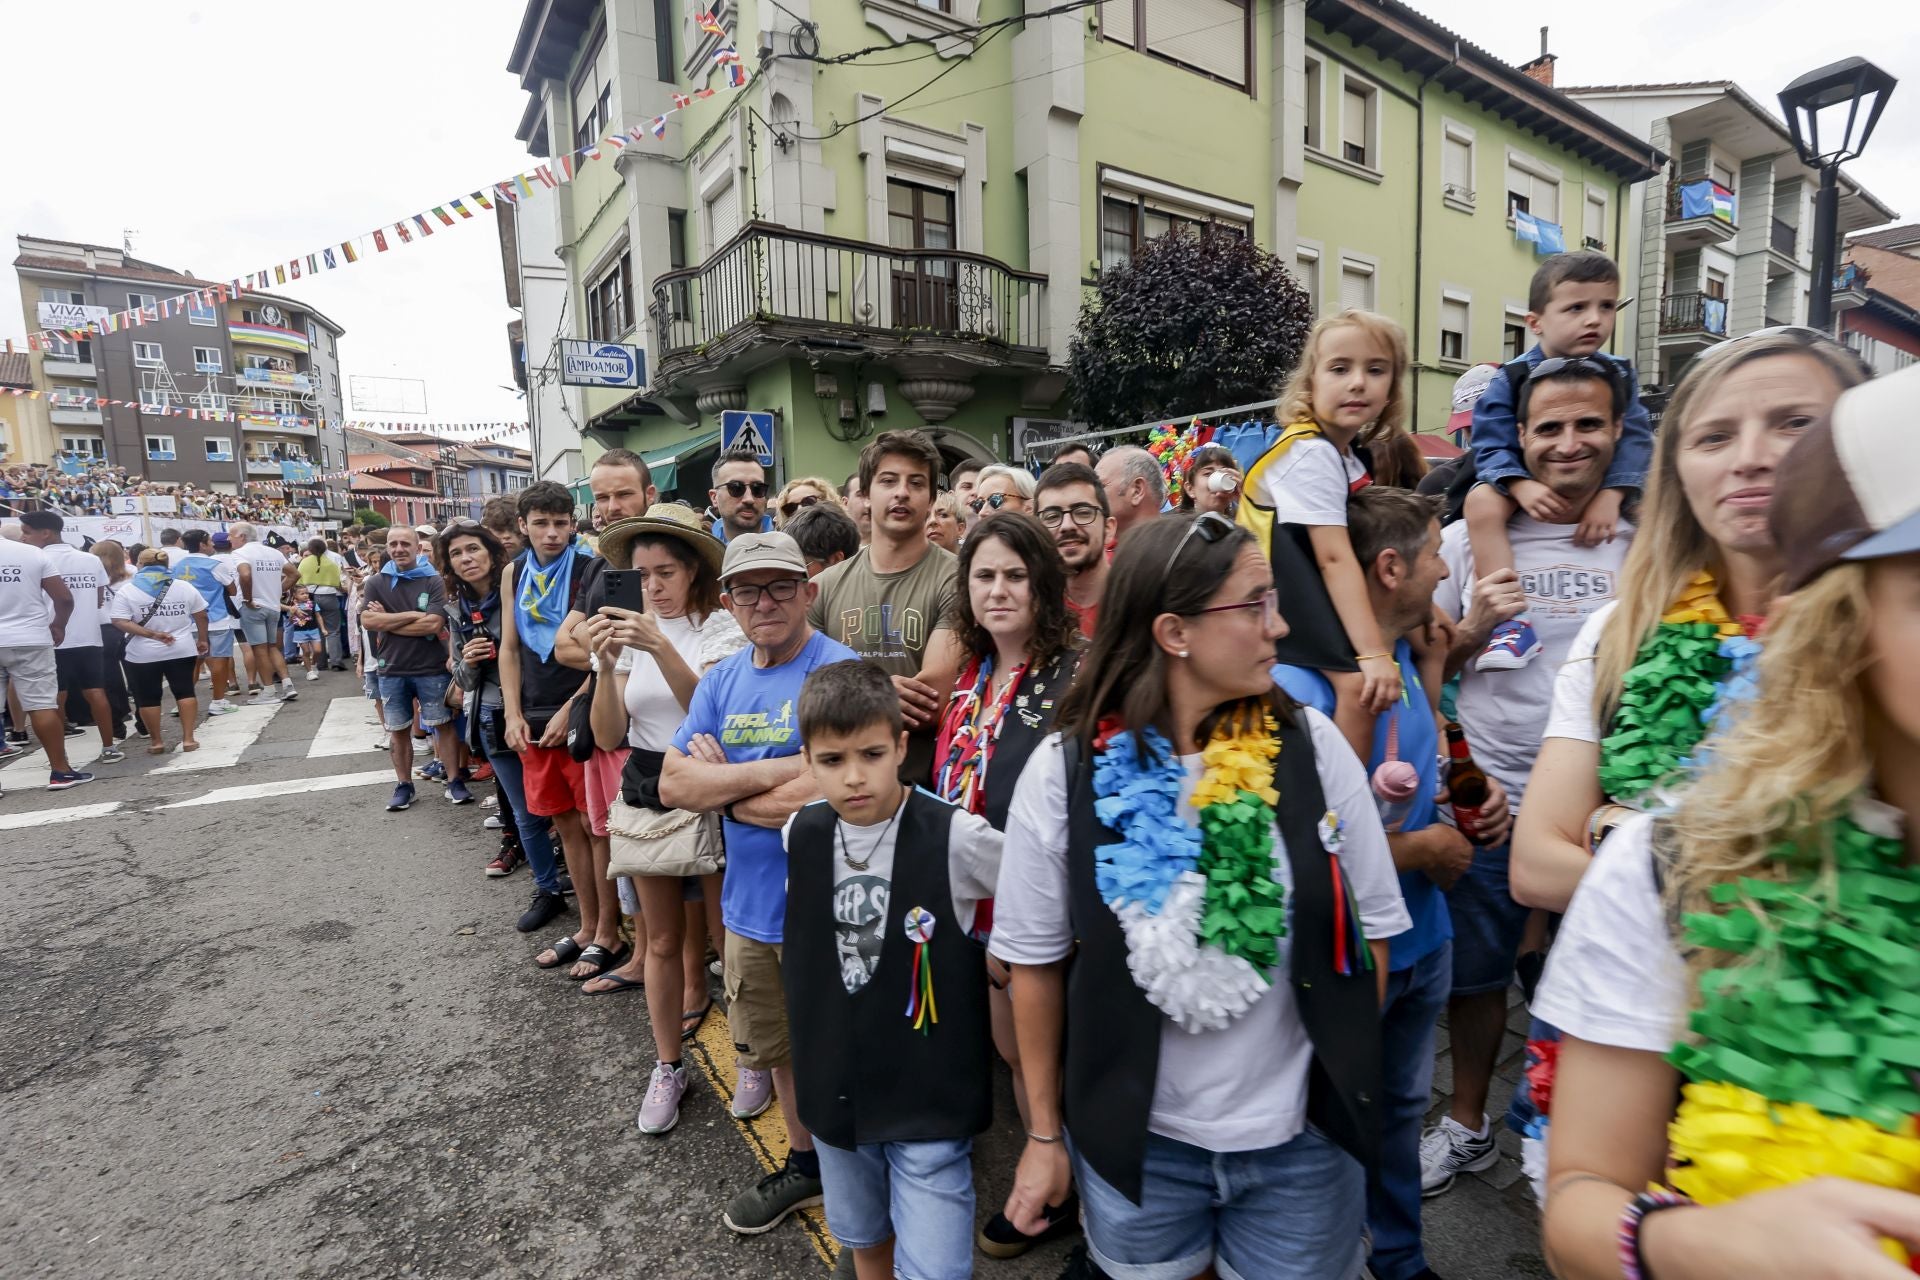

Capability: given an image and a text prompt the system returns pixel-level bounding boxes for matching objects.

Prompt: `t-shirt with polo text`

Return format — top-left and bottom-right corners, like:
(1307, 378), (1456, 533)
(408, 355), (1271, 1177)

(361, 572), (451, 678)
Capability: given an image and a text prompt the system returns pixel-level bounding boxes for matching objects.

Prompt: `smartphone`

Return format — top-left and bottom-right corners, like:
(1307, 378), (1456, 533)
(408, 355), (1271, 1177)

(603, 569), (646, 614)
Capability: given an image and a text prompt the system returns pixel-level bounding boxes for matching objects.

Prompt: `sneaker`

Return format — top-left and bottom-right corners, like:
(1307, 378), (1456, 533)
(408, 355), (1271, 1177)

(279, 682), (299, 701)
(249, 691), (279, 706)
(516, 889), (569, 933)
(636, 1061), (690, 1135)
(469, 761), (495, 783)
(0, 741), (22, 762)
(486, 842), (522, 878)
(305, 669), (320, 682)
(722, 1155), (824, 1234)
(97, 745), (127, 764)
(4, 730), (28, 746)
(372, 737), (392, 751)
(447, 779), (474, 805)
(1475, 618), (1541, 672)
(558, 871), (576, 897)
(480, 793), (499, 809)
(386, 782), (416, 812)
(132, 721), (149, 738)
(978, 1192), (1084, 1258)
(47, 770), (95, 792)
(207, 700), (238, 716)
(1420, 1115), (1498, 1196)
(731, 1067), (774, 1120)
(63, 722), (87, 737)
(484, 813), (505, 830)
(417, 759), (447, 782)
(1053, 1244), (1108, 1280)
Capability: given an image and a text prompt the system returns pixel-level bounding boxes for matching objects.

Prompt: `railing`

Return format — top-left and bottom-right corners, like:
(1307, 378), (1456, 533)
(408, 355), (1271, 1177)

(1660, 291), (1729, 337)
(1834, 262), (1872, 292)
(1666, 179), (1737, 227)
(650, 222), (1047, 358)
(1771, 217), (1798, 256)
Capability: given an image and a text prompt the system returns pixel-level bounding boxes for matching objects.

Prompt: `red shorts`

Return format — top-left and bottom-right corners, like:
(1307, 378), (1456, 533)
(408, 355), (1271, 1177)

(584, 745), (630, 837)
(522, 743), (589, 818)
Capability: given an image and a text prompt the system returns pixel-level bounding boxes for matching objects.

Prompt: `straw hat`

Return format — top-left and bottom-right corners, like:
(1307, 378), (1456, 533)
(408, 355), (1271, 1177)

(596, 502), (724, 577)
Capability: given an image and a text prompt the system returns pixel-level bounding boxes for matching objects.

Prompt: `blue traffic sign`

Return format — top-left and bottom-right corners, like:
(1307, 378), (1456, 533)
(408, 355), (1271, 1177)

(720, 410), (776, 466)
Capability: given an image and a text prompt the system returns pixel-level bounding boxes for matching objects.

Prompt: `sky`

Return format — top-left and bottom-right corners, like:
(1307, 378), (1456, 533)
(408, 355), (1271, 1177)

(3, 0), (1914, 435)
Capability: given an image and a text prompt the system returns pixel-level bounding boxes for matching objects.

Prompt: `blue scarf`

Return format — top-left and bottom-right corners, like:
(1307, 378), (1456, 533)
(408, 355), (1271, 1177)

(514, 543), (578, 662)
(131, 565), (175, 600)
(383, 560), (438, 583)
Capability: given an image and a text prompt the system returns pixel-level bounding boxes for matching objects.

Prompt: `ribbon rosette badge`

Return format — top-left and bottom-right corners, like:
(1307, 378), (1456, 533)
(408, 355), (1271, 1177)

(903, 907), (939, 1032)
(903, 907), (936, 944)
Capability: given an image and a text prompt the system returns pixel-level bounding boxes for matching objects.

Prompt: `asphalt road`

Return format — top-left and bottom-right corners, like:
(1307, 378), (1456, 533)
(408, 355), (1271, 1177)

(0, 675), (1545, 1278)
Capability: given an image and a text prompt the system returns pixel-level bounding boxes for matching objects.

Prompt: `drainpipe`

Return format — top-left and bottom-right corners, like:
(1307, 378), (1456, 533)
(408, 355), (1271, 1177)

(1612, 174), (1629, 355)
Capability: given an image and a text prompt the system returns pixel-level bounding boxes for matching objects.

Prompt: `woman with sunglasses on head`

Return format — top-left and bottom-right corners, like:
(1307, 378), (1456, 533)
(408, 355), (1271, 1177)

(993, 511), (1410, 1280)
(971, 464), (1035, 518)
(772, 476), (844, 530)
(1533, 364), (1920, 1278)
(931, 511), (1085, 1260)
(1505, 330), (1870, 1199)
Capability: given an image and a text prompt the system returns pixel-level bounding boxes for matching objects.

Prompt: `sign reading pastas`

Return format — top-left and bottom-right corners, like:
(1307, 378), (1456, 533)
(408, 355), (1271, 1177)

(560, 340), (645, 388)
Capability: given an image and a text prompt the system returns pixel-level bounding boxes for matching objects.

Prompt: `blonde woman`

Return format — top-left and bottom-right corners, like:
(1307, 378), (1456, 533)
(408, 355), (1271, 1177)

(772, 476), (843, 529)
(1535, 365), (1920, 1277)
(926, 491), (965, 551)
(969, 464), (1035, 518)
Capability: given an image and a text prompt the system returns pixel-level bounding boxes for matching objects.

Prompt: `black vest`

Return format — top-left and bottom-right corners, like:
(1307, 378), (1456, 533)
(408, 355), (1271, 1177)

(514, 548), (594, 724)
(784, 790), (994, 1150)
(1061, 713), (1381, 1203)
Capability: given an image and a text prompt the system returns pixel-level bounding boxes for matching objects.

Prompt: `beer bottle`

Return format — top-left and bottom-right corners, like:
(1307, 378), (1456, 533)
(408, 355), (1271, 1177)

(1444, 721), (1493, 844)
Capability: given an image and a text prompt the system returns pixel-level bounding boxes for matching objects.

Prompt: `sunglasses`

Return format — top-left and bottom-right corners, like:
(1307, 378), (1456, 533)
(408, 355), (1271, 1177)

(1162, 511), (1237, 580)
(1037, 502), (1105, 529)
(722, 481), (769, 499)
(1527, 355), (1616, 381)
(969, 493), (1020, 513)
(779, 495), (821, 518)
(725, 577), (804, 606)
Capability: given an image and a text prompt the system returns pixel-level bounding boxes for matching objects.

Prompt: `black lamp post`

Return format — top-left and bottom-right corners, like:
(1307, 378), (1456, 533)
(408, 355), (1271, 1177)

(1779, 57), (1897, 331)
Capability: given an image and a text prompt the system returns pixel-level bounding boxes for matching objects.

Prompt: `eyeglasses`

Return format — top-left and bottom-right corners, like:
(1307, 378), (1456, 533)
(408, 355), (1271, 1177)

(722, 481), (769, 499)
(779, 495), (821, 518)
(1193, 588), (1282, 625)
(969, 492), (1021, 513)
(725, 577), (805, 607)
(1162, 511), (1236, 579)
(1036, 502), (1105, 529)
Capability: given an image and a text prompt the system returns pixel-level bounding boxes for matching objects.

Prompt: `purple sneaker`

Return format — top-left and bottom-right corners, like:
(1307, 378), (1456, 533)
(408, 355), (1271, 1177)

(731, 1066), (773, 1120)
(637, 1062), (690, 1134)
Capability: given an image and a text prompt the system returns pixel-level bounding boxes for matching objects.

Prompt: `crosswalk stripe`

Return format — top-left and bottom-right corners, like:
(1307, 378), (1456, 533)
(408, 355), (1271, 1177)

(0, 731), (106, 783)
(150, 699), (283, 775)
(0, 800), (125, 830)
(159, 768), (394, 809)
(309, 695), (382, 759)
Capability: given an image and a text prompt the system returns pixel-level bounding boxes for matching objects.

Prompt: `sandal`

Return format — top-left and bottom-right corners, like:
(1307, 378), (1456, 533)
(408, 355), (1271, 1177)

(147, 743), (168, 755)
(581, 970), (645, 996)
(681, 998), (714, 1040)
(569, 942), (630, 981)
(181, 741), (199, 752)
(536, 936), (584, 970)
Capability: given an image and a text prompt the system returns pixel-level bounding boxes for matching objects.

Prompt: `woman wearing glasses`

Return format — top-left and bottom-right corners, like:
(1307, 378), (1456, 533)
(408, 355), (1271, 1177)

(970, 464), (1035, 517)
(994, 511), (1409, 1280)
(771, 476), (844, 530)
(931, 511), (1085, 1259)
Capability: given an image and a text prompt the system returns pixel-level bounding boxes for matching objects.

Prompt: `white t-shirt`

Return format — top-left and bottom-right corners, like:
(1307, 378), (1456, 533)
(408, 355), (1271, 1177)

(1432, 517), (1634, 806)
(0, 536), (55, 647)
(991, 707), (1411, 1153)
(611, 610), (747, 751)
(163, 546), (189, 569)
(1542, 601), (1615, 746)
(42, 543), (107, 651)
(110, 579), (208, 664)
(1253, 435), (1369, 527)
(196, 555), (241, 632)
(781, 794), (1003, 994)
(233, 542), (289, 610)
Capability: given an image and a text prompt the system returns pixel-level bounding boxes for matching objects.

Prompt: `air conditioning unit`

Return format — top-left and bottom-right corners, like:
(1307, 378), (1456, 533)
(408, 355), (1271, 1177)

(1010, 417), (1085, 462)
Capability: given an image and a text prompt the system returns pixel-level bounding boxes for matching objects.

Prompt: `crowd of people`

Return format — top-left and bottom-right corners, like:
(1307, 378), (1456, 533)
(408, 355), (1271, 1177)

(0, 459), (319, 525)
(5, 245), (1920, 1280)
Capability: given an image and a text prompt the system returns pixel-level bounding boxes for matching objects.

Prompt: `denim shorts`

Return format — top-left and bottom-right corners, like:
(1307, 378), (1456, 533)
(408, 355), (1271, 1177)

(239, 605), (281, 645)
(1445, 839), (1530, 996)
(815, 1137), (974, 1279)
(1073, 1126), (1365, 1280)
(206, 628), (236, 659)
(376, 672), (452, 732)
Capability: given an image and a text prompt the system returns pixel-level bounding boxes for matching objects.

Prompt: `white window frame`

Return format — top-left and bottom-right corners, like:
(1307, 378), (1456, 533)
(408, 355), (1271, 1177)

(187, 295), (217, 326)
(141, 388), (171, 413)
(132, 341), (163, 367)
(193, 346), (222, 373)
(1338, 71), (1380, 172)
(244, 353), (275, 371)
(1294, 239), (1323, 317)
(1503, 305), (1531, 362)
(1441, 119), (1477, 213)
(203, 436), (233, 461)
(1584, 188), (1609, 251)
(1304, 62), (1383, 184)
(1505, 147), (1564, 228)
(1438, 288), (1472, 369)
(1337, 252), (1378, 313)
(191, 391), (227, 412)
(145, 434), (177, 458)
(62, 435), (105, 458)
(127, 292), (157, 314)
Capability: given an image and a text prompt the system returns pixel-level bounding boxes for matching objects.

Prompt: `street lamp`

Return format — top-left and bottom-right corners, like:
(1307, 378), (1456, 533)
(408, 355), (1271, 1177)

(1779, 57), (1897, 331)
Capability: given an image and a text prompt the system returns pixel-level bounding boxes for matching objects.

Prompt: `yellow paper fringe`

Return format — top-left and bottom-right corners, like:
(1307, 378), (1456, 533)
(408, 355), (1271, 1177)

(1659, 570), (1745, 638)
(1669, 1081), (1920, 1209)
(1190, 713), (1280, 811)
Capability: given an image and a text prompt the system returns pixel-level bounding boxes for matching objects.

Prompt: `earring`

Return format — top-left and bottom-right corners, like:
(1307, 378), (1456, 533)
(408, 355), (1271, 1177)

(1178, 650), (1190, 658)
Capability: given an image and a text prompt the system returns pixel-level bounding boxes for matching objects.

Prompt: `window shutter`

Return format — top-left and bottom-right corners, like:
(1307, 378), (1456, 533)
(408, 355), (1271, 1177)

(1144, 0), (1246, 86)
(1102, 0), (1134, 46)
(1673, 248), (1702, 289)
(1294, 252), (1319, 310)
(1443, 136), (1471, 192)
(1441, 297), (1468, 339)
(1584, 194), (1605, 244)
(1505, 162), (1527, 208)
(1678, 139), (1711, 181)
(707, 181), (741, 249)
(1340, 264), (1372, 312)
(1533, 178), (1559, 226)
(1342, 87), (1367, 153)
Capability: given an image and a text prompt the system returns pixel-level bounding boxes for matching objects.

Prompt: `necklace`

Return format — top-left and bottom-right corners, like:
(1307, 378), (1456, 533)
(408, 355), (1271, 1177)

(835, 791), (905, 871)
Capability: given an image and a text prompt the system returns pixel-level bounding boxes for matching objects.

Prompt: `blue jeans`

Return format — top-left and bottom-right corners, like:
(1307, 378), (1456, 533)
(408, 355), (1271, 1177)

(481, 706), (560, 895)
(1370, 941), (1453, 1280)
(815, 1136), (973, 1280)
(312, 593), (346, 666)
(1446, 840), (1527, 996)
(377, 672), (452, 731)
(1073, 1125), (1365, 1280)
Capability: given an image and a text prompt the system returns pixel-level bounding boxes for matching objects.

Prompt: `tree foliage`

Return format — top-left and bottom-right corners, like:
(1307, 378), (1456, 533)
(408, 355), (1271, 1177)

(1067, 230), (1313, 430)
(351, 506), (391, 529)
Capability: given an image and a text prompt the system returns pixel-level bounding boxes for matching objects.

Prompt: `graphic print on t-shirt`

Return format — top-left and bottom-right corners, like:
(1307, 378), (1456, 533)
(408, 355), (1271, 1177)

(835, 872), (890, 993)
(722, 699), (795, 747)
(1520, 563), (1619, 618)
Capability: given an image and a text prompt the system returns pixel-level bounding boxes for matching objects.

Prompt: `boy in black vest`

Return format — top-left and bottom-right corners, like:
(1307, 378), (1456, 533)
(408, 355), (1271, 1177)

(783, 660), (1003, 1280)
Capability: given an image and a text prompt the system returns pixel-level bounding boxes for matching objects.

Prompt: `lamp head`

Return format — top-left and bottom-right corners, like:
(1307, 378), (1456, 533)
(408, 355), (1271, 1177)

(1779, 57), (1897, 167)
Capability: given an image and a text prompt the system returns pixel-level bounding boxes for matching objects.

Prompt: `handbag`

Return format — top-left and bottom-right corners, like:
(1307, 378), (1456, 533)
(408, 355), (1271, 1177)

(604, 797), (725, 878)
(565, 671), (597, 762)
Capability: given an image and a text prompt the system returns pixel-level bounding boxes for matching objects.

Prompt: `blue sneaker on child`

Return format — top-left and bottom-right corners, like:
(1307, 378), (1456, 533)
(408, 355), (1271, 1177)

(1476, 618), (1541, 672)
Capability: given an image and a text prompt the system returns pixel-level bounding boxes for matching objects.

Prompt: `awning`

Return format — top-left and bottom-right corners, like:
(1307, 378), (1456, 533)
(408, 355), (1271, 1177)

(640, 430), (721, 493)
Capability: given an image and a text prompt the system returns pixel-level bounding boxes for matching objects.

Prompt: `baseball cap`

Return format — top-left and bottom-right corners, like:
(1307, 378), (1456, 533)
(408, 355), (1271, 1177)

(1772, 364), (1920, 593)
(1446, 363), (1502, 433)
(211, 532), (231, 547)
(719, 531), (809, 582)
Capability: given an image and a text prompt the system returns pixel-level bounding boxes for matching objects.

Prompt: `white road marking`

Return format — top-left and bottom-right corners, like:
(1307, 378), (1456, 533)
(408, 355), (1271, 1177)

(0, 800), (125, 830)
(150, 699), (282, 775)
(0, 729), (107, 782)
(159, 769), (395, 809)
(308, 695), (379, 759)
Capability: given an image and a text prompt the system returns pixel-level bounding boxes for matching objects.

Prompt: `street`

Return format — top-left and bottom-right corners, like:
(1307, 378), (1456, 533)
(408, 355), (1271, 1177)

(1, 678), (1547, 1279)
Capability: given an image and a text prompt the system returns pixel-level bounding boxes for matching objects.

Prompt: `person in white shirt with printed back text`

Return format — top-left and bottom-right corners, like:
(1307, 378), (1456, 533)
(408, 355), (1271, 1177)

(0, 526), (88, 791)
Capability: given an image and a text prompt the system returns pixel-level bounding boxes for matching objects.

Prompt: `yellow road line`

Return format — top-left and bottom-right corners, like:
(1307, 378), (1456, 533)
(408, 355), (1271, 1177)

(685, 1003), (838, 1268)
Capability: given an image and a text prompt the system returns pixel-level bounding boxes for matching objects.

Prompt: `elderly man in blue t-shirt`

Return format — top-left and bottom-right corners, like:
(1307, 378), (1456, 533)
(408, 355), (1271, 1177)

(1273, 487), (1509, 1280)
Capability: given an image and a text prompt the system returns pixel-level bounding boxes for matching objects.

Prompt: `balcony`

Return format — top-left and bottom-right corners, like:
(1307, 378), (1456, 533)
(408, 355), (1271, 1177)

(1665, 179), (1737, 249)
(1832, 262), (1872, 314)
(648, 222), (1050, 422)
(245, 457), (314, 476)
(50, 403), (103, 427)
(237, 367), (313, 394)
(1658, 291), (1730, 348)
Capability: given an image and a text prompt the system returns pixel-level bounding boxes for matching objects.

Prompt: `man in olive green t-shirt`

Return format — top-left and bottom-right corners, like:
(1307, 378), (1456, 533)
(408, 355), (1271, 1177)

(806, 430), (963, 785)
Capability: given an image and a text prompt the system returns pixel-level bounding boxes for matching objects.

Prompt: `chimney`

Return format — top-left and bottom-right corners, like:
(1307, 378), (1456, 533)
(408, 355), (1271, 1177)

(1519, 26), (1556, 87)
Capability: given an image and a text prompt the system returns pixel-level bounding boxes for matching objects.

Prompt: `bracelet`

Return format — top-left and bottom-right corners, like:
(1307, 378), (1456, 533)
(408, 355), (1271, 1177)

(1025, 1130), (1064, 1144)
(1353, 652), (1395, 664)
(1618, 1189), (1692, 1279)
(1586, 804), (1625, 855)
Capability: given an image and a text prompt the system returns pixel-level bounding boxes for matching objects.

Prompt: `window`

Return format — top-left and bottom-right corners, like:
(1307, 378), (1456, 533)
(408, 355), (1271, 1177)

(706, 179), (741, 249)
(1704, 267), (1729, 301)
(204, 437), (233, 461)
(1099, 0), (1251, 89)
(1442, 121), (1475, 209)
(187, 295), (217, 326)
(1339, 258), (1375, 311)
(245, 354), (275, 371)
(127, 292), (156, 314)
(1097, 178), (1253, 271)
(1711, 159), (1736, 191)
(1506, 153), (1561, 226)
(572, 25), (612, 152)
(142, 388), (171, 412)
(1294, 245), (1320, 315)
(1503, 312), (1529, 361)
(1584, 189), (1608, 249)
(133, 341), (163, 367)
(61, 436), (104, 458)
(1341, 79), (1376, 168)
(191, 391), (227, 412)
(1439, 293), (1470, 365)
(330, 372), (339, 397)
(145, 435), (177, 460)
(487, 471), (501, 494)
(193, 346), (222, 373)
(666, 209), (692, 319)
(586, 251), (635, 342)
(306, 320), (319, 346)
(242, 309), (259, 324)
(46, 335), (91, 363)
(1303, 57), (1323, 150)
(653, 0), (676, 81)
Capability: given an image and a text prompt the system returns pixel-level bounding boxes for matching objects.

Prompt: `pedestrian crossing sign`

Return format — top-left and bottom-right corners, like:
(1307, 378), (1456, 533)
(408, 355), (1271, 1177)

(721, 410), (776, 466)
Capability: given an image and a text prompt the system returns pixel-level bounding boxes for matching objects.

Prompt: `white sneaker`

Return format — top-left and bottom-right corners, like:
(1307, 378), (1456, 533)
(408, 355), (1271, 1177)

(279, 681), (299, 701)
(1420, 1115), (1498, 1196)
(248, 691), (278, 705)
(484, 814), (505, 830)
(305, 669), (320, 682)
(207, 700), (238, 716)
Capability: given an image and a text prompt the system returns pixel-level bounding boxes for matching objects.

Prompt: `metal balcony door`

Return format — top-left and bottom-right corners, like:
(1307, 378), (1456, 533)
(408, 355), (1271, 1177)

(887, 180), (957, 331)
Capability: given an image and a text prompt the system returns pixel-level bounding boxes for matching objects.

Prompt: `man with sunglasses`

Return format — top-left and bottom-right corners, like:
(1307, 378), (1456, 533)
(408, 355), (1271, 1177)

(1034, 461), (1113, 638)
(710, 448), (774, 544)
(660, 531), (857, 1239)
